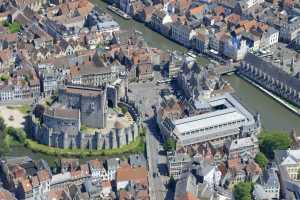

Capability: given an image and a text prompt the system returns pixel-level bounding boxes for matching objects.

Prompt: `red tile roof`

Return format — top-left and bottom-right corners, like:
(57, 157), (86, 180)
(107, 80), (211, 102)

(116, 166), (148, 185)
(20, 178), (32, 193)
(225, 13), (241, 25)
(37, 170), (50, 182)
(189, 5), (205, 15)
(176, 192), (199, 200)
(0, 189), (15, 200)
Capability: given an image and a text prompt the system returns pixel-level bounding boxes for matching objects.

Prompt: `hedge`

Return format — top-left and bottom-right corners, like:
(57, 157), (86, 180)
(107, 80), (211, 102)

(24, 136), (145, 157)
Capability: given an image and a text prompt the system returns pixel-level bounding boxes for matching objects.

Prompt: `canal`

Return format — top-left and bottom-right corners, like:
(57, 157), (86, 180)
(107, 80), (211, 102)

(91, 0), (300, 132)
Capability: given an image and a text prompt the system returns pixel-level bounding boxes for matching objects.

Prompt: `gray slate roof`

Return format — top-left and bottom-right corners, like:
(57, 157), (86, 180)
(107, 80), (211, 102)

(244, 53), (300, 92)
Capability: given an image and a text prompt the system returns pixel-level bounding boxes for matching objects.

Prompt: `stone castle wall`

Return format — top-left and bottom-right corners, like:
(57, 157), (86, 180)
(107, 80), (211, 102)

(58, 87), (107, 129)
(30, 115), (139, 150)
(28, 82), (140, 151)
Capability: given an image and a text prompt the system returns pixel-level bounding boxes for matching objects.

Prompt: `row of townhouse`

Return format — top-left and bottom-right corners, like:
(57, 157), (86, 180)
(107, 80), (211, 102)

(148, 10), (279, 61)
(110, 0), (283, 61)
(0, 154), (147, 200)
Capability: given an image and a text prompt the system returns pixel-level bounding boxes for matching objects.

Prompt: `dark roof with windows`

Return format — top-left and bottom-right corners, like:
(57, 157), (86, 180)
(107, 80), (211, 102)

(244, 53), (300, 92)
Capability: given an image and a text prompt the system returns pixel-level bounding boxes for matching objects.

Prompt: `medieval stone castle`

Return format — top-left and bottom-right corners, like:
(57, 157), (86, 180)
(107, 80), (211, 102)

(30, 84), (140, 150)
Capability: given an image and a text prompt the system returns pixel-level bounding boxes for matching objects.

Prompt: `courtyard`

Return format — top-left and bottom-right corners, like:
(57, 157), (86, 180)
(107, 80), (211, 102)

(0, 105), (30, 128)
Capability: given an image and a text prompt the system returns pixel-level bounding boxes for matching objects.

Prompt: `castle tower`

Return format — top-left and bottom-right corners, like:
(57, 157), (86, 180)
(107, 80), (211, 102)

(100, 86), (108, 128)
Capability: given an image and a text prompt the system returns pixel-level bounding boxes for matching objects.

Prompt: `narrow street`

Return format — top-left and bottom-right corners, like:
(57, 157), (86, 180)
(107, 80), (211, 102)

(128, 78), (170, 200)
(145, 118), (167, 200)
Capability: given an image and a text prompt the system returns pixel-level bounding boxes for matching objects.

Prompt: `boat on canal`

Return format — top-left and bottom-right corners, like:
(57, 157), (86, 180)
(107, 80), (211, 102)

(107, 5), (132, 20)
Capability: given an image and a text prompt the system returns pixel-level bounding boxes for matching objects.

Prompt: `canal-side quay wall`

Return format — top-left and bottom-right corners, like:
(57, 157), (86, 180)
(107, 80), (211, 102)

(236, 72), (300, 116)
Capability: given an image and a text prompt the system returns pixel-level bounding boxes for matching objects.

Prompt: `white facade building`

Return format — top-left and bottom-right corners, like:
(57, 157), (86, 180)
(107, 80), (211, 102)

(158, 94), (260, 148)
(223, 38), (248, 61)
(171, 22), (196, 48)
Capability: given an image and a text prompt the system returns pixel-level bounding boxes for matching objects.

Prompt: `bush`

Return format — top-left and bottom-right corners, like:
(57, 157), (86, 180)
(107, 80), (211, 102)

(139, 126), (146, 137)
(259, 132), (292, 159)
(0, 130), (9, 156)
(2, 21), (9, 27)
(121, 106), (128, 114)
(0, 74), (9, 82)
(8, 22), (21, 33)
(24, 136), (145, 157)
(0, 117), (5, 132)
(254, 152), (268, 169)
(5, 127), (26, 144)
(233, 182), (253, 200)
(163, 137), (176, 151)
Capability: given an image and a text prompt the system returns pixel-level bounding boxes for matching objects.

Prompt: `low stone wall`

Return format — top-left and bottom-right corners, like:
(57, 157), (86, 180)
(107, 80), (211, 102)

(30, 116), (139, 150)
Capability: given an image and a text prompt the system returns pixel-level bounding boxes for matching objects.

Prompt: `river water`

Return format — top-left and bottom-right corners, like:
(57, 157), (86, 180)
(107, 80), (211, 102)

(91, 0), (300, 132)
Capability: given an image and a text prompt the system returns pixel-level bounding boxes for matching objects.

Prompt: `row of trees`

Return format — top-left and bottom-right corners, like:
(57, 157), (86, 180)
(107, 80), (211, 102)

(254, 131), (292, 169)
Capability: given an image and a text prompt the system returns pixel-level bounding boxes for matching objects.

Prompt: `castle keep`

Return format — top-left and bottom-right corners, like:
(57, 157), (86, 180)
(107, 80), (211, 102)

(30, 84), (139, 150)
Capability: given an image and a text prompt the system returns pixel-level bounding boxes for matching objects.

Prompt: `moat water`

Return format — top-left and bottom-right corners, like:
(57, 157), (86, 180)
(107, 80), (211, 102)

(5, 0), (300, 165)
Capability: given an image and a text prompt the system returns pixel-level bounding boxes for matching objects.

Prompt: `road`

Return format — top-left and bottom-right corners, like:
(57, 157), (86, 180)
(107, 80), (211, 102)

(128, 77), (170, 200)
(145, 118), (168, 200)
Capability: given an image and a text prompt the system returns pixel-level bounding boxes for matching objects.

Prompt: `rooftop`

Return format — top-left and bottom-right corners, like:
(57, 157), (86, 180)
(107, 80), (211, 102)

(116, 165), (148, 185)
(174, 108), (246, 134)
(61, 85), (104, 97)
(44, 106), (79, 120)
(229, 136), (258, 151)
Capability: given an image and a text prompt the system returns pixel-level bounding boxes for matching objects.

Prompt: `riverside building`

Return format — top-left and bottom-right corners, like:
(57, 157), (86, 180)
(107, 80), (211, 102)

(157, 93), (261, 149)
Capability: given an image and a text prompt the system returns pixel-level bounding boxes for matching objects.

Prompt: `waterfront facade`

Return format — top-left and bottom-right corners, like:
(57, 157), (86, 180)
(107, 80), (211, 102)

(171, 22), (196, 48)
(239, 53), (300, 108)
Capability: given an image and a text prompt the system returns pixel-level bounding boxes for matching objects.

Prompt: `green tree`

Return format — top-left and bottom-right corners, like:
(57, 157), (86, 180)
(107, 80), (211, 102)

(0, 117), (5, 132)
(121, 106), (128, 114)
(8, 22), (21, 33)
(139, 126), (146, 137)
(163, 137), (176, 151)
(259, 132), (292, 159)
(33, 104), (45, 119)
(5, 127), (26, 144)
(233, 182), (253, 200)
(0, 74), (9, 82)
(0, 129), (9, 157)
(254, 152), (269, 169)
(0, 139), (9, 157)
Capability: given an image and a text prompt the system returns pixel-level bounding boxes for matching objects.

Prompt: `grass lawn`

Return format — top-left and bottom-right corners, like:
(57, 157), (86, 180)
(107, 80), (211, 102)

(25, 136), (145, 157)
(7, 105), (31, 114)
(8, 22), (21, 33)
